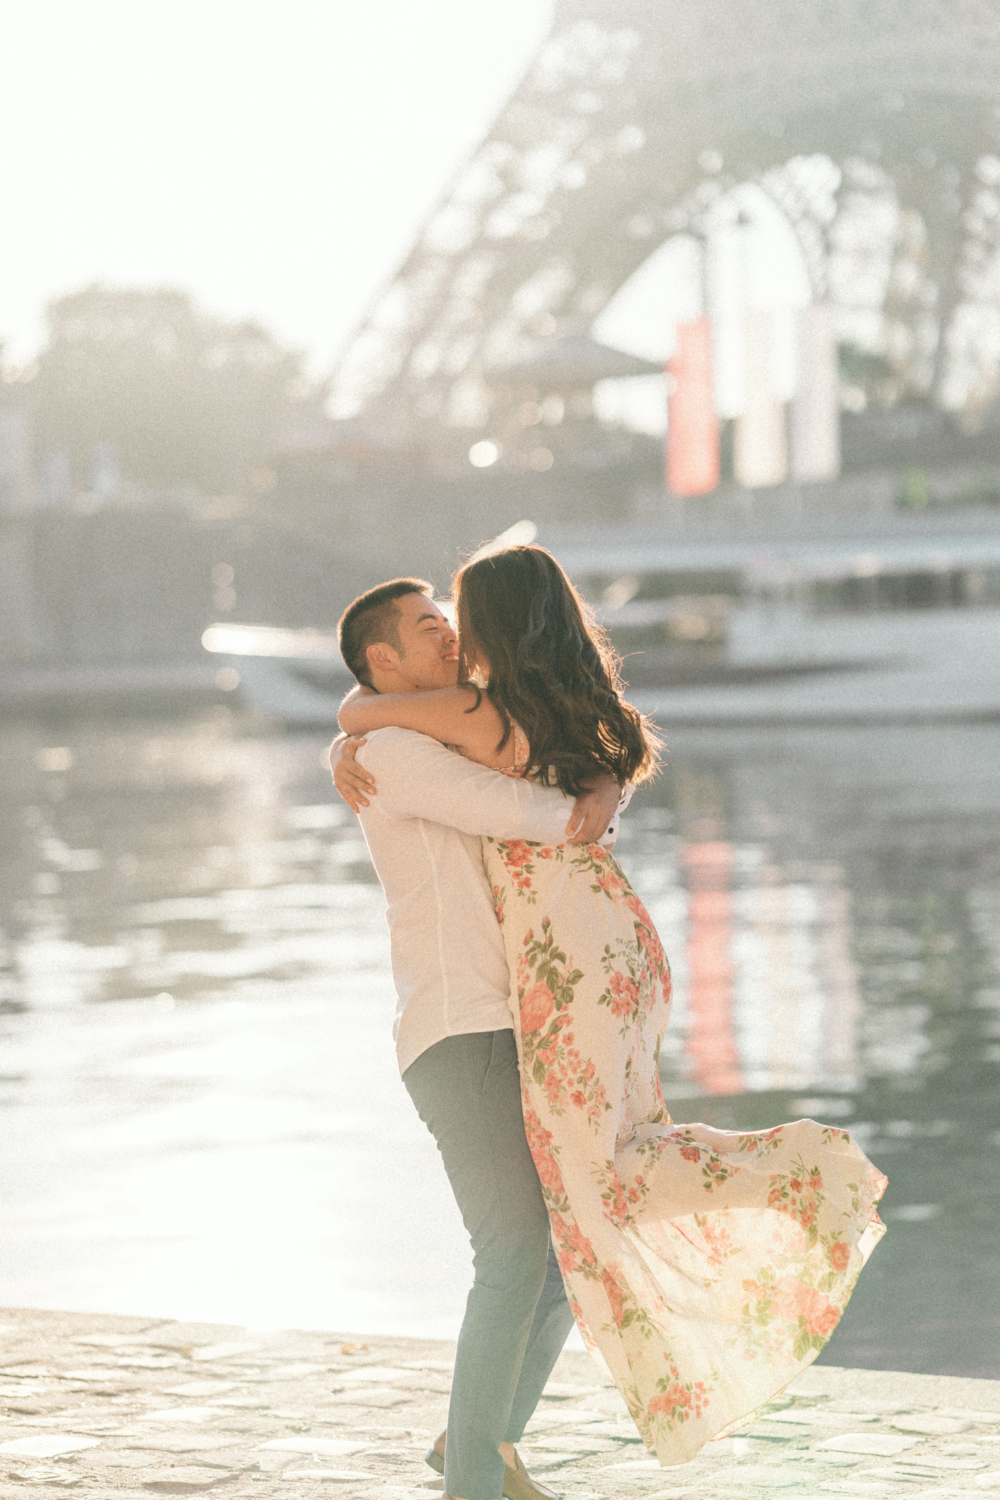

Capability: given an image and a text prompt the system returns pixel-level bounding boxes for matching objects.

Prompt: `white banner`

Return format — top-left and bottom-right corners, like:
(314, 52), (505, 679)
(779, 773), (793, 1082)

(790, 302), (841, 483)
(734, 308), (788, 488)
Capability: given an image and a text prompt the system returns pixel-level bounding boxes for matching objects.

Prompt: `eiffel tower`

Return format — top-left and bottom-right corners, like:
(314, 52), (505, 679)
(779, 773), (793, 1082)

(328, 0), (1000, 453)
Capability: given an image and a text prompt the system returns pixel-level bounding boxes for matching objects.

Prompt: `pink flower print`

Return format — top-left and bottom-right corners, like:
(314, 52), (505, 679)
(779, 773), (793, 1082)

(698, 1217), (735, 1264)
(767, 1277), (801, 1322)
(533, 1145), (566, 1197)
(829, 1239), (850, 1273)
(648, 1382), (691, 1417)
(608, 970), (640, 1017)
(770, 1277), (838, 1338)
(563, 1219), (596, 1264)
(549, 1213), (578, 1274)
(566, 1290), (589, 1340)
(601, 1174), (632, 1225)
(520, 981), (554, 1034)
(808, 1301), (839, 1339)
(596, 869), (625, 899)
(552, 1213), (596, 1274)
(600, 1268), (627, 1329)
(680, 1145), (702, 1164)
(502, 840), (533, 872)
(636, 920), (666, 971)
(522, 1104), (553, 1156)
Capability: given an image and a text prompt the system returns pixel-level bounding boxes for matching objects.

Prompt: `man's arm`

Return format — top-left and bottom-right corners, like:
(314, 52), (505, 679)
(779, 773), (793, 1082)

(334, 729), (618, 840)
(357, 728), (616, 845)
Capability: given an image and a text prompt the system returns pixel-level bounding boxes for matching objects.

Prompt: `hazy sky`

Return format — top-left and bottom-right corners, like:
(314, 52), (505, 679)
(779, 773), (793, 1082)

(0, 0), (553, 372)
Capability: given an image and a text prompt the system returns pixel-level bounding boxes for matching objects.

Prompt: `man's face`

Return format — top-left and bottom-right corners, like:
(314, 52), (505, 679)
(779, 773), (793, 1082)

(382, 593), (459, 691)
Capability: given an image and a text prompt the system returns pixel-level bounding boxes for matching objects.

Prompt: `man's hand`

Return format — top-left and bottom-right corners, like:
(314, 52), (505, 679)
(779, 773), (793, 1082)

(328, 732), (375, 813)
(565, 775), (622, 845)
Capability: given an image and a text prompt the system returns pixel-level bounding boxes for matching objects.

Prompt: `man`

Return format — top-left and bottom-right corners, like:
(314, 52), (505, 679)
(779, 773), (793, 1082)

(329, 578), (620, 1500)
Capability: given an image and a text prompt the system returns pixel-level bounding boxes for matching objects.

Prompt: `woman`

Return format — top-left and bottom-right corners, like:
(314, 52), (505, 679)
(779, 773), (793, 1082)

(339, 546), (886, 1468)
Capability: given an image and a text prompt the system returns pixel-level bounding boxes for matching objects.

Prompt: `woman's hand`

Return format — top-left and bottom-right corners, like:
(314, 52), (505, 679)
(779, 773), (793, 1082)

(564, 775), (622, 845)
(328, 732), (374, 812)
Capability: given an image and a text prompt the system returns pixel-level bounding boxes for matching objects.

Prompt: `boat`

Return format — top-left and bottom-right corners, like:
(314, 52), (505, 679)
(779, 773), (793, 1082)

(203, 510), (1000, 727)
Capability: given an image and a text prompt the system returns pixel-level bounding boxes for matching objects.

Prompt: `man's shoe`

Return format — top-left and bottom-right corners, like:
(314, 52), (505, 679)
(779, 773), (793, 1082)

(501, 1448), (560, 1500)
(424, 1433), (445, 1475)
(424, 1433), (560, 1500)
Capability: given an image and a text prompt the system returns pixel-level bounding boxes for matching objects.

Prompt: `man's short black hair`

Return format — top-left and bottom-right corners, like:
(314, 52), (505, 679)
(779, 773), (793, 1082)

(337, 578), (434, 686)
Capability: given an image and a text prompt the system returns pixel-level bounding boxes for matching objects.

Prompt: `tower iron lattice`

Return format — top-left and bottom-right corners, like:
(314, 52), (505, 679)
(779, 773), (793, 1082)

(328, 0), (1000, 449)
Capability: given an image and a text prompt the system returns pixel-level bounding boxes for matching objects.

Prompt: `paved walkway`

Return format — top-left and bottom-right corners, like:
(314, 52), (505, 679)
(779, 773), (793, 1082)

(1, 1308), (998, 1498)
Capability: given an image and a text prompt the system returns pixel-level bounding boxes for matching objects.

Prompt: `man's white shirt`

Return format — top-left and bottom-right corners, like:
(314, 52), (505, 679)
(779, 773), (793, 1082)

(353, 727), (619, 1076)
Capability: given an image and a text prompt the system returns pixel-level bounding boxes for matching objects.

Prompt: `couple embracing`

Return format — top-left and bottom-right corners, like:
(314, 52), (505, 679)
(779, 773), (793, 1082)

(329, 545), (886, 1500)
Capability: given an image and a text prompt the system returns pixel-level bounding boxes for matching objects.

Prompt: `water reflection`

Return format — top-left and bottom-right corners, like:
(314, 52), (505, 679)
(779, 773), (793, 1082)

(1, 712), (998, 1374)
(638, 839), (863, 1097)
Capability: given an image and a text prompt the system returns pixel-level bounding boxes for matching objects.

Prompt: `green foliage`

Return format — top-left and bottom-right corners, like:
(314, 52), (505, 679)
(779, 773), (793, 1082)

(898, 467), (931, 509)
(838, 342), (897, 407)
(27, 284), (321, 493)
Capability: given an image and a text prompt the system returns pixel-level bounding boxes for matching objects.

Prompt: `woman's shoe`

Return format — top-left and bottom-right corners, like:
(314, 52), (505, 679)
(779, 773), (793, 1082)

(424, 1433), (560, 1500)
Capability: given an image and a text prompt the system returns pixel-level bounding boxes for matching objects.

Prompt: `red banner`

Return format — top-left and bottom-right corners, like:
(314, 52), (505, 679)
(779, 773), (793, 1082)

(666, 317), (720, 497)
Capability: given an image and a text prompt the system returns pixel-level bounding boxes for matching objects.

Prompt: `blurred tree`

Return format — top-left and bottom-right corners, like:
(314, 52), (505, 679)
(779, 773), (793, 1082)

(838, 342), (898, 410)
(27, 285), (321, 494)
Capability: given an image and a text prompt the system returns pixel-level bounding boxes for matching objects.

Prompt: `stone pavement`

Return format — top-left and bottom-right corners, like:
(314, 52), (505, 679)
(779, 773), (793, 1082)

(1, 1309), (999, 1499)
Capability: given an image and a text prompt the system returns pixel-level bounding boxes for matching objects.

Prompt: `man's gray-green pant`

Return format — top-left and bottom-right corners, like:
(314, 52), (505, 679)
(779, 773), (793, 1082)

(403, 1029), (575, 1500)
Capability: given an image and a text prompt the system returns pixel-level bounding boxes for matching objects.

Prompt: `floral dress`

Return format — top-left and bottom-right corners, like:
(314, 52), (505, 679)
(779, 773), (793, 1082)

(483, 728), (886, 1467)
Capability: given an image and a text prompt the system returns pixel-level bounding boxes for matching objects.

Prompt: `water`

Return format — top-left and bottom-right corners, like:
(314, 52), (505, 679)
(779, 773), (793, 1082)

(1, 707), (998, 1375)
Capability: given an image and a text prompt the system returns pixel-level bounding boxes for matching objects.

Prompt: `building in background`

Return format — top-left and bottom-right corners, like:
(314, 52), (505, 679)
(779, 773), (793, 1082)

(0, 401), (36, 514)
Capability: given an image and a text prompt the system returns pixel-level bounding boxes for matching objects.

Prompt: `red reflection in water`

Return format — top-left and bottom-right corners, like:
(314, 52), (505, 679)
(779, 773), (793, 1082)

(683, 840), (744, 1095)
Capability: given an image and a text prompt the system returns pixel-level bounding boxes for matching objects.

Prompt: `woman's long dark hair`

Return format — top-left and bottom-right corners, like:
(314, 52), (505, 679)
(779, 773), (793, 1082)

(453, 545), (660, 795)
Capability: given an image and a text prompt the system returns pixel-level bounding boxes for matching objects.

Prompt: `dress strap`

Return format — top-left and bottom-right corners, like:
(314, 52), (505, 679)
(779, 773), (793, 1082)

(510, 722), (531, 773)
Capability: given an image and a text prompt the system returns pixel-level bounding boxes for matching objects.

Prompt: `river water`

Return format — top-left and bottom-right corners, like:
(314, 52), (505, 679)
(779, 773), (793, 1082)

(1, 707), (998, 1376)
